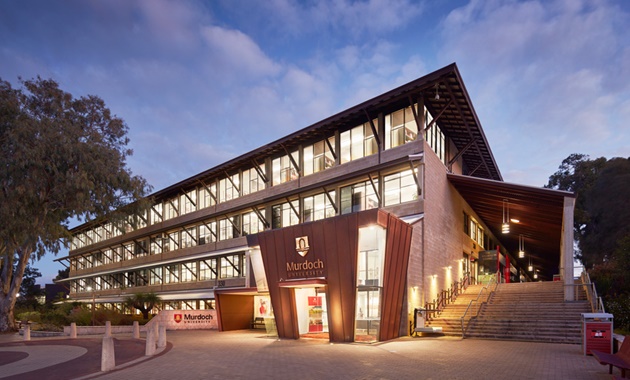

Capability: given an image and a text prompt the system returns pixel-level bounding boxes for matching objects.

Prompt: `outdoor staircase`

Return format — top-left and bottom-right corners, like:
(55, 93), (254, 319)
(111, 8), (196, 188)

(424, 283), (488, 335)
(427, 281), (591, 344)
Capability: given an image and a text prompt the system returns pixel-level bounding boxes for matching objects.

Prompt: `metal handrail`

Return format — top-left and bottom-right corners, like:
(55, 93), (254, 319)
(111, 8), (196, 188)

(580, 271), (605, 313)
(460, 271), (500, 338)
(423, 272), (473, 321)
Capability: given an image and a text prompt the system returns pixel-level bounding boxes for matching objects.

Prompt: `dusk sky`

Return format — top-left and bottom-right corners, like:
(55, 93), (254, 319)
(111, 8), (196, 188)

(1, 0), (629, 284)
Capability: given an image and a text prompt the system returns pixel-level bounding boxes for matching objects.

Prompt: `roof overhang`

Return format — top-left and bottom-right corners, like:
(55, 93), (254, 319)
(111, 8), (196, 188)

(448, 173), (575, 280)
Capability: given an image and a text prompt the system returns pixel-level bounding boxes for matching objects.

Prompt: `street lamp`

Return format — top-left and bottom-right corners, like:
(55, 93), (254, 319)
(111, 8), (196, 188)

(87, 286), (95, 326)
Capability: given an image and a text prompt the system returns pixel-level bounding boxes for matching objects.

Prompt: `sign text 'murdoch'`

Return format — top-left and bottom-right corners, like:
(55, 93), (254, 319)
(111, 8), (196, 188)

(287, 259), (324, 272)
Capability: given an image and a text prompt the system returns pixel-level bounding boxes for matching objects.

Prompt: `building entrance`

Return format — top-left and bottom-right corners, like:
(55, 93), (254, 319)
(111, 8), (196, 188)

(294, 287), (328, 338)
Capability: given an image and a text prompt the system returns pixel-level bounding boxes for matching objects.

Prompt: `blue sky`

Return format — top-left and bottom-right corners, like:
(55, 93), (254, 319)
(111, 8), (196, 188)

(1, 0), (629, 284)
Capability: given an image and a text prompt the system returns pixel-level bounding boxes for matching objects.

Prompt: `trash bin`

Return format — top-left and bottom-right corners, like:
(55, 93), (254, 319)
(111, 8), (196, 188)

(582, 313), (613, 355)
(414, 308), (426, 330)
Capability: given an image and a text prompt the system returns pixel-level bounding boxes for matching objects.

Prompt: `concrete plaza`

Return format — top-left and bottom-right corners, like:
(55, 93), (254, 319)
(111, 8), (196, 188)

(0, 329), (616, 379)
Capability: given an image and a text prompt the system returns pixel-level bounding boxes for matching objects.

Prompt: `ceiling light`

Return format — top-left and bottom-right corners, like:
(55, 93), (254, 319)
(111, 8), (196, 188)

(518, 234), (525, 258)
(434, 84), (440, 100)
(502, 199), (510, 234)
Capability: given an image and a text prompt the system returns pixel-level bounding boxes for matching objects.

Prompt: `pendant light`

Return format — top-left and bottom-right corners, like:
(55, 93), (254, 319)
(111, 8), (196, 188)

(502, 199), (510, 234)
(518, 234), (525, 258)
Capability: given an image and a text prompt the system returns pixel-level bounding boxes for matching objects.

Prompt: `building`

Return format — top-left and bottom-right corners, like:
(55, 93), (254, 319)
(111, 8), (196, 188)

(56, 63), (575, 343)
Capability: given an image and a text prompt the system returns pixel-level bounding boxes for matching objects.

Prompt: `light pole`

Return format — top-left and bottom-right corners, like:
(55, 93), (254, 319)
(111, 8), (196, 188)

(87, 286), (95, 326)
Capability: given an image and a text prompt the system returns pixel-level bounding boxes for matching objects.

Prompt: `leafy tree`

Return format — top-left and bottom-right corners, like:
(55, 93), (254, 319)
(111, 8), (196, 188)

(124, 292), (161, 319)
(16, 265), (43, 310)
(546, 154), (630, 268)
(547, 154), (630, 329)
(0, 77), (151, 332)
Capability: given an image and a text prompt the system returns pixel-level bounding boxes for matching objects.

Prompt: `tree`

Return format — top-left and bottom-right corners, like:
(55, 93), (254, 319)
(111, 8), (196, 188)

(546, 154), (630, 268)
(124, 292), (161, 319)
(546, 154), (630, 330)
(16, 265), (43, 310)
(0, 77), (151, 331)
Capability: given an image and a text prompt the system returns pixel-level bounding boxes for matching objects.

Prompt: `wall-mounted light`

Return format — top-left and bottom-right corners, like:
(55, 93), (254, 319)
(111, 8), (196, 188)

(502, 199), (510, 234)
(518, 234), (525, 259)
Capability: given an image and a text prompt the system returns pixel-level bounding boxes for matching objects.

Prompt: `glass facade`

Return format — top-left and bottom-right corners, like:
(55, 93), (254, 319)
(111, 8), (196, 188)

(355, 226), (386, 342)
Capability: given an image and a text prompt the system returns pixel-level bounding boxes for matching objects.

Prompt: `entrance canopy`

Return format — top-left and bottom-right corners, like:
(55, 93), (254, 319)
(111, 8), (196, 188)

(448, 173), (575, 280)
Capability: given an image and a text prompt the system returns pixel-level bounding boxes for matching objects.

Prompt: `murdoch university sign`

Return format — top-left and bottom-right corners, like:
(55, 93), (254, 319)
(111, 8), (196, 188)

(158, 309), (218, 330)
(286, 236), (325, 279)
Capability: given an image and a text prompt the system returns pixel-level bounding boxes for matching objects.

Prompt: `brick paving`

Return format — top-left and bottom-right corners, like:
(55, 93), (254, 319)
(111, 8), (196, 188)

(0, 330), (616, 379)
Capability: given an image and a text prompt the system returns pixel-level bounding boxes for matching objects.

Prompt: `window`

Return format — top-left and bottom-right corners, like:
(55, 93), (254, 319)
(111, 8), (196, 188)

(242, 210), (265, 235)
(242, 166), (266, 195)
(220, 254), (242, 278)
(149, 267), (162, 285)
(198, 183), (216, 209)
(181, 262), (197, 282)
(164, 198), (179, 220)
(219, 174), (240, 203)
(219, 216), (240, 241)
(272, 201), (300, 229)
(181, 190), (197, 215)
(165, 231), (179, 252)
(355, 226), (386, 342)
(303, 138), (335, 176)
(425, 108), (446, 164)
(150, 203), (163, 225)
(385, 106), (418, 149)
(272, 151), (299, 185)
(340, 120), (378, 164)
(199, 259), (217, 281)
(165, 264), (180, 284)
(199, 221), (216, 245)
(136, 269), (148, 287)
(181, 226), (197, 249)
(340, 180), (379, 214)
(150, 234), (163, 255)
(303, 192), (336, 222)
(383, 170), (417, 206)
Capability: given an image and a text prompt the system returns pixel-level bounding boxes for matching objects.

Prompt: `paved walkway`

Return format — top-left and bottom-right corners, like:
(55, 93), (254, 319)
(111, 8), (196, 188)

(0, 330), (616, 379)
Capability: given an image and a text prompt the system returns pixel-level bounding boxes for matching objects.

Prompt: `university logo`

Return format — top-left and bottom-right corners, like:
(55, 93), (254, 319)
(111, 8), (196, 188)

(295, 236), (310, 257)
(174, 314), (182, 323)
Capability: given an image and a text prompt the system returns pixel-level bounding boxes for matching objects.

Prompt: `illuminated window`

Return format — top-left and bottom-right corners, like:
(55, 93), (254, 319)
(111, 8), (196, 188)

(272, 201), (299, 229)
(219, 216), (240, 241)
(242, 210), (265, 235)
(304, 138), (335, 176)
(242, 166), (266, 195)
(340, 120), (378, 164)
(181, 262), (197, 282)
(219, 174), (240, 203)
(199, 259), (217, 281)
(340, 180), (379, 214)
(272, 151), (299, 185)
(220, 254), (242, 278)
(198, 183), (216, 209)
(385, 106), (418, 149)
(181, 226), (197, 248)
(303, 192), (336, 222)
(383, 170), (417, 206)
(164, 198), (179, 220)
(425, 108), (446, 165)
(150, 203), (163, 224)
(199, 221), (216, 245)
(181, 190), (197, 215)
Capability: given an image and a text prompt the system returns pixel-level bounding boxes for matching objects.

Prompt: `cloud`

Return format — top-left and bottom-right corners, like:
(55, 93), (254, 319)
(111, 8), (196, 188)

(437, 0), (630, 185)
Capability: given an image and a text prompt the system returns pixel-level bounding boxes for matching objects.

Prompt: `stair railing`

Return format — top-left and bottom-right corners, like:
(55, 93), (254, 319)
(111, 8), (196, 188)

(579, 271), (605, 313)
(459, 271), (500, 338)
(423, 272), (472, 321)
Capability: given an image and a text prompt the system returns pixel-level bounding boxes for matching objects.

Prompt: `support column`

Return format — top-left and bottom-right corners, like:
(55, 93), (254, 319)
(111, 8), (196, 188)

(562, 196), (576, 301)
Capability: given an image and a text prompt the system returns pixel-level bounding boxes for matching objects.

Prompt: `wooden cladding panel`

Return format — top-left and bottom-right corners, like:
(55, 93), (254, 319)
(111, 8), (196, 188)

(255, 209), (411, 342)
(379, 212), (413, 341)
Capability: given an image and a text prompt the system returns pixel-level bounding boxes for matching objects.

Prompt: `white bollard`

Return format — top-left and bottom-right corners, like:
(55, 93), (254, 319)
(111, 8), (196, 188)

(70, 322), (77, 339)
(157, 324), (166, 348)
(133, 321), (140, 339)
(101, 336), (116, 372)
(105, 321), (112, 336)
(23, 324), (31, 341)
(145, 326), (156, 356)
